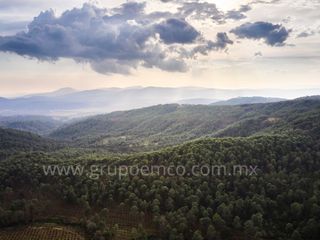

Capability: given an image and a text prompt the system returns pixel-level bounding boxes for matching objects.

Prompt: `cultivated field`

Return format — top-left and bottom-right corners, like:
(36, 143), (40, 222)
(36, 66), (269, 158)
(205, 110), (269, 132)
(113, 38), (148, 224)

(0, 224), (86, 240)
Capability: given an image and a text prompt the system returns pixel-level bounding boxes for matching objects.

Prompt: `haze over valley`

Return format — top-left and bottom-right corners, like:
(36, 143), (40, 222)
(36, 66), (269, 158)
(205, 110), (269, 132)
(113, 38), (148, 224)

(0, 87), (318, 117)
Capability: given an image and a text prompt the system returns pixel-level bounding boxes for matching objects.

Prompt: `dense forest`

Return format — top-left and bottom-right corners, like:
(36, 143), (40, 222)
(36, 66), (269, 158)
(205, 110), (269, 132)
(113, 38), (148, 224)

(0, 127), (61, 151)
(0, 98), (320, 239)
(50, 97), (320, 152)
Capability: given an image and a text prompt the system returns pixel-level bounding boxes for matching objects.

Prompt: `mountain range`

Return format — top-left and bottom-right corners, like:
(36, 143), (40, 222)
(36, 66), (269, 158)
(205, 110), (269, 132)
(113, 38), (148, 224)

(0, 87), (319, 117)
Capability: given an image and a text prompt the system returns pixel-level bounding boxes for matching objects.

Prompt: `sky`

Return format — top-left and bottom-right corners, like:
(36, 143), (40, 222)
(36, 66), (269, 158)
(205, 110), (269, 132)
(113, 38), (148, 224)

(0, 0), (319, 96)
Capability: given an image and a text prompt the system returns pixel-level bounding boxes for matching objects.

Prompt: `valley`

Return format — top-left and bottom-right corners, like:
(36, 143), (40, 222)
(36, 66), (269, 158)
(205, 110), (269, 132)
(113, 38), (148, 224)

(0, 97), (319, 239)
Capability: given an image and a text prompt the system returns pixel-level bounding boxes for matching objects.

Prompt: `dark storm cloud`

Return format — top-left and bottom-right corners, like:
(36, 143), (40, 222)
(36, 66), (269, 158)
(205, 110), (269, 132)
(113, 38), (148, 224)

(230, 22), (290, 46)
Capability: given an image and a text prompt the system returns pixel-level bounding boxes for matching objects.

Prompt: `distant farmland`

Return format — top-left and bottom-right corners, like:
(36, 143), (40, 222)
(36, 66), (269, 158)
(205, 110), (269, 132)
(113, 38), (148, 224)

(0, 224), (86, 240)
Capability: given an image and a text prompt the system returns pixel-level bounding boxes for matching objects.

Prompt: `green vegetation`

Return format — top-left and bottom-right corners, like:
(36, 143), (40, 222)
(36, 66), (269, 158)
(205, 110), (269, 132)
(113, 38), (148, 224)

(50, 97), (320, 152)
(0, 127), (61, 160)
(0, 116), (62, 135)
(0, 98), (320, 239)
(210, 96), (285, 106)
(1, 135), (319, 239)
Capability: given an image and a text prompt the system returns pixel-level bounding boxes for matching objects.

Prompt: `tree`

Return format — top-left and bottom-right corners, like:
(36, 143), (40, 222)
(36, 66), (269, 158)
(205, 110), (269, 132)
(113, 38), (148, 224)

(93, 230), (103, 240)
(137, 224), (147, 240)
(291, 230), (302, 240)
(192, 230), (203, 240)
(206, 225), (218, 240)
(131, 228), (138, 239)
(291, 202), (303, 219)
(86, 220), (97, 234)
(199, 217), (211, 229)
(233, 216), (242, 230)
(165, 197), (174, 211)
(251, 213), (263, 228)
(212, 213), (225, 229)
(100, 208), (109, 219)
(244, 220), (256, 239)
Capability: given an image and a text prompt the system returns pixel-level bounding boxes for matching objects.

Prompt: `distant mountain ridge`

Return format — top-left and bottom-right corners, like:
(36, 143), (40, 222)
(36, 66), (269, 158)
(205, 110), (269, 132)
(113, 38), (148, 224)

(210, 96), (286, 106)
(23, 87), (77, 98)
(0, 87), (319, 117)
(178, 98), (219, 105)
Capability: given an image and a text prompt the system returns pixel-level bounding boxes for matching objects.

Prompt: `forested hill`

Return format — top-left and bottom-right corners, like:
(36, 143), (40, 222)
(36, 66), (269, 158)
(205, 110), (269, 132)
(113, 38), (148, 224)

(0, 127), (61, 154)
(0, 115), (63, 135)
(50, 97), (320, 152)
(1, 134), (319, 239)
(210, 96), (285, 105)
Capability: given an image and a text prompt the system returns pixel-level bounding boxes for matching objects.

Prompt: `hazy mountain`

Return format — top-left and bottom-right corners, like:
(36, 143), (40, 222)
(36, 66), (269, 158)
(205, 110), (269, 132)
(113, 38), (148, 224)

(50, 97), (320, 152)
(0, 115), (64, 135)
(178, 98), (219, 105)
(23, 87), (77, 97)
(210, 96), (286, 106)
(0, 87), (319, 117)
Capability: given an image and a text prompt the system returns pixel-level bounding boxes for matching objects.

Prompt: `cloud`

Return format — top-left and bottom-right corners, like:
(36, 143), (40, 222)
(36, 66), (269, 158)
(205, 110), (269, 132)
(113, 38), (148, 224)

(154, 18), (200, 44)
(0, 0), (45, 9)
(0, 20), (28, 35)
(0, 3), (234, 74)
(297, 31), (316, 38)
(177, 1), (225, 23)
(226, 5), (252, 20)
(170, 1), (253, 23)
(187, 33), (233, 56)
(250, 0), (281, 4)
(230, 22), (290, 46)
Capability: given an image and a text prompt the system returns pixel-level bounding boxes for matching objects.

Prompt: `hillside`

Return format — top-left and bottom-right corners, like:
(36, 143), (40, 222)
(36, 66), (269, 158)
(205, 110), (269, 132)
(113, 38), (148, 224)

(210, 96), (285, 105)
(177, 98), (219, 105)
(0, 115), (63, 135)
(0, 127), (61, 155)
(1, 135), (319, 239)
(50, 97), (320, 152)
(1, 98), (320, 240)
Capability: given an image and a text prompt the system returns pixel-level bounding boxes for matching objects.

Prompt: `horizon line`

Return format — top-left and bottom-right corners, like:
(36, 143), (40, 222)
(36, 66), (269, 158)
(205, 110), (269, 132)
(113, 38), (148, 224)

(2, 85), (320, 98)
